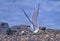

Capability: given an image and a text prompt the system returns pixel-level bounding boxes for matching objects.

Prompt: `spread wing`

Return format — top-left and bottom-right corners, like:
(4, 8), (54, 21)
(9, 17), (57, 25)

(32, 3), (40, 30)
(22, 8), (34, 25)
(22, 3), (40, 32)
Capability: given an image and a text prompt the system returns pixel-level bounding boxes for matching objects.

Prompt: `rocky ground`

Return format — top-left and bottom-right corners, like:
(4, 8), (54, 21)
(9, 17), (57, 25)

(0, 22), (60, 41)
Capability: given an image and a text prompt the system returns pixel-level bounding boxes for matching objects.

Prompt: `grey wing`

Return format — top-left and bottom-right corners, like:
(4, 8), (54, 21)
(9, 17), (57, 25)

(32, 3), (40, 30)
(22, 8), (35, 32)
(22, 8), (34, 25)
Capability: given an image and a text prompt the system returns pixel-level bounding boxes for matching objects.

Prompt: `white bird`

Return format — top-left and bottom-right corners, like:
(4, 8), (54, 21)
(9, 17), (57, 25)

(31, 3), (40, 33)
(22, 3), (40, 33)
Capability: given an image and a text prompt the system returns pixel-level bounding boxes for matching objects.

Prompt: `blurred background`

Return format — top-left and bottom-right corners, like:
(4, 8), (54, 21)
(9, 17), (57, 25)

(0, 0), (60, 29)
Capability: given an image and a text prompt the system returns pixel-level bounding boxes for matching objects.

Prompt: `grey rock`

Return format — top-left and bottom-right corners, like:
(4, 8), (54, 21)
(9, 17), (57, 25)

(10, 25), (32, 35)
(39, 27), (46, 30)
(0, 22), (9, 34)
(11, 25), (29, 32)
